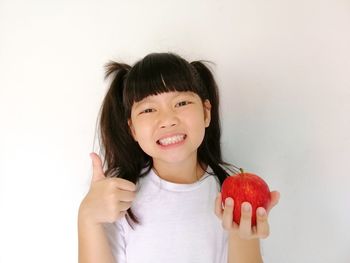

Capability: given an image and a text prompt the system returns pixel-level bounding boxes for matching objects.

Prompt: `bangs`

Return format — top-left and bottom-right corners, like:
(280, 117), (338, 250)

(123, 53), (207, 117)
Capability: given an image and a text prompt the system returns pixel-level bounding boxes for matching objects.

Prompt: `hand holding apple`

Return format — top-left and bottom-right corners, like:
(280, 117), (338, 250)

(221, 168), (271, 226)
(214, 168), (280, 239)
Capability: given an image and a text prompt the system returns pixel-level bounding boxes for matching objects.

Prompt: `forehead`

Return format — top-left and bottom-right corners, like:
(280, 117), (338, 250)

(132, 91), (198, 107)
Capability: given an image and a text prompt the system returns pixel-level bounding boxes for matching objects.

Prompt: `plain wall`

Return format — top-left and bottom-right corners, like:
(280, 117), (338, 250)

(0, 0), (349, 262)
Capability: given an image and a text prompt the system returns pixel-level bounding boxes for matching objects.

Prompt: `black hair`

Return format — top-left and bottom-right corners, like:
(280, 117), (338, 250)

(96, 52), (239, 229)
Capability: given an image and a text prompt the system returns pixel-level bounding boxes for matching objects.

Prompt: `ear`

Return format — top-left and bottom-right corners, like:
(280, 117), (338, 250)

(203, 99), (211, 128)
(127, 119), (137, 141)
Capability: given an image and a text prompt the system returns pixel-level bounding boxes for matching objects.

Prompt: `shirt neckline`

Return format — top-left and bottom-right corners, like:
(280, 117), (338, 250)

(148, 165), (214, 192)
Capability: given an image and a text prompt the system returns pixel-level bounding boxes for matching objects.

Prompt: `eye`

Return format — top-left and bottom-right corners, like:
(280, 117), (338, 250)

(176, 101), (191, 107)
(140, 108), (155, 114)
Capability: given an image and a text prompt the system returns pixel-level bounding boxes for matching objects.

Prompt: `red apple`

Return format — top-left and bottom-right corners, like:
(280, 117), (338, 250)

(221, 169), (271, 226)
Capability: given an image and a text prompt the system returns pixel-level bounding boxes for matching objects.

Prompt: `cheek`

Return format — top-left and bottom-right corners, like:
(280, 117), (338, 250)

(133, 121), (154, 145)
(134, 123), (150, 139)
(189, 109), (206, 127)
(133, 128), (153, 154)
(185, 113), (206, 142)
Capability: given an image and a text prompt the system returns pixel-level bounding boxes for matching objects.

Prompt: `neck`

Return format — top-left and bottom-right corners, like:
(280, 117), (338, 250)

(152, 155), (206, 184)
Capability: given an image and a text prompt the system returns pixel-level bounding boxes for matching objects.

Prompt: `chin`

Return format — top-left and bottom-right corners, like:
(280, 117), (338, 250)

(153, 151), (198, 165)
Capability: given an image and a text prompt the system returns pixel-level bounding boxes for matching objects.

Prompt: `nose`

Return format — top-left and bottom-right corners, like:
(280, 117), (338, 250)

(158, 109), (179, 129)
(160, 123), (176, 129)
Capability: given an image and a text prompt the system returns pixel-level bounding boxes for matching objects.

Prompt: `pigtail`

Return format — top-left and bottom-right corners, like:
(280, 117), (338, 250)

(100, 61), (131, 177)
(98, 61), (142, 228)
(191, 61), (236, 187)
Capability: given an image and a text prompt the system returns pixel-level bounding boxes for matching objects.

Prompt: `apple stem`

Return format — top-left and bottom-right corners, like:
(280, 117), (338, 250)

(239, 168), (245, 174)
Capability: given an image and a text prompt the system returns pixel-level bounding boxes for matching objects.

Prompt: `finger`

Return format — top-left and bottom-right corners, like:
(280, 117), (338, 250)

(238, 202), (253, 239)
(222, 197), (234, 230)
(267, 191), (280, 214)
(118, 189), (137, 202)
(118, 201), (133, 212)
(256, 207), (270, 239)
(111, 178), (137, 192)
(90, 152), (105, 183)
(214, 192), (223, 219)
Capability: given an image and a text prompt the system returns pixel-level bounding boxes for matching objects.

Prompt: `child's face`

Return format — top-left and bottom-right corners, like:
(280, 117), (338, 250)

(128, 91), (211, 165)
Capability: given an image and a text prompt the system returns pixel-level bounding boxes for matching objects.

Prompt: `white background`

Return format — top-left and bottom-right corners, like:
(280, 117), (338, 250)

(1, 0), (349, 262)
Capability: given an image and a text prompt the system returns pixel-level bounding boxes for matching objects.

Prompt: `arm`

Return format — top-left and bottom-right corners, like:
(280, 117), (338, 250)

(227, 234), (262, 263)
(78, 208), (115, 263)
(78, 152), (136, 263)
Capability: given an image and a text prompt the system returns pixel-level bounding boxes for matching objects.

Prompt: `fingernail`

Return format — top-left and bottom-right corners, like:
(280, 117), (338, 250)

(225, 198), (233, 206)
(258, 207), (266, 216)
(243, 202), (251, 212)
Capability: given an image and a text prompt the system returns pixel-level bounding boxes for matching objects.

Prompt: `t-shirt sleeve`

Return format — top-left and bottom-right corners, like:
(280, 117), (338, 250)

(103, 220), (127, 263)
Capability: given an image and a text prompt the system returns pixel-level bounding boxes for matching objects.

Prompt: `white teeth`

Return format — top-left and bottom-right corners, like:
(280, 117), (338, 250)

(158, 135), (185, 146)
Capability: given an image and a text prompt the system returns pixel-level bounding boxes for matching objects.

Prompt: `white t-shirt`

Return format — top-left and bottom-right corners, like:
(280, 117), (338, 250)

(103, 166), (229, 263)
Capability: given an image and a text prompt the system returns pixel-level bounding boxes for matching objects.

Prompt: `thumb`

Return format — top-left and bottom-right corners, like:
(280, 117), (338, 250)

(267, 190), (280, 214)
(89, 152), (105, 183)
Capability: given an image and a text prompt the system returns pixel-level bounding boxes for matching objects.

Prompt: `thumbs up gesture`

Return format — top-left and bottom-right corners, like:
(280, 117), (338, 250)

(78, 152), (137, 225)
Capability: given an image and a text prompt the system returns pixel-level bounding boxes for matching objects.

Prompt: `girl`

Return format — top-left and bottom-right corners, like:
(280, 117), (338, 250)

(78, 52), (280, 263)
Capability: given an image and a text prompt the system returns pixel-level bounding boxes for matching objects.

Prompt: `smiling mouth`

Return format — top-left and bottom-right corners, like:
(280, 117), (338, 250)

(157, 135), (187, 146)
